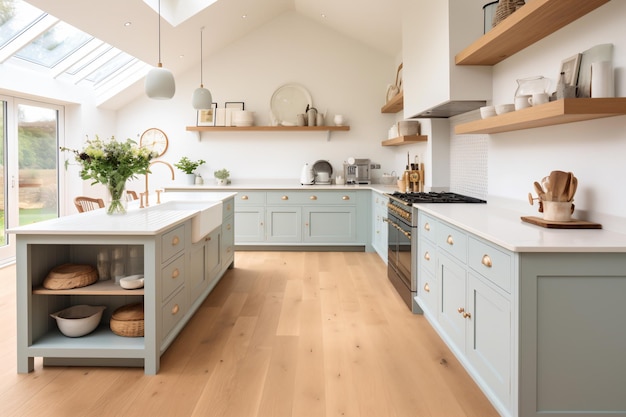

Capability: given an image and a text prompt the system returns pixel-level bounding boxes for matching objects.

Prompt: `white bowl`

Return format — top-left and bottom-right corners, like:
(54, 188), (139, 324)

(120, 274), (145, 289)
(495, 104), (515, 115)
(50, 305), (106, 337)
(479, 105), (496, 119)
(397, 120), (420, 136)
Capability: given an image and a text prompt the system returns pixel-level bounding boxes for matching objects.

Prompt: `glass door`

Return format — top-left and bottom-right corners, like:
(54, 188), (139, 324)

(0, 97), (62, 263)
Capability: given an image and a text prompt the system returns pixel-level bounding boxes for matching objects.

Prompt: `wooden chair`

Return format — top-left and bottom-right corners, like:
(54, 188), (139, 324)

(74, 196), (105, 213)
(126, 190), (139, 201)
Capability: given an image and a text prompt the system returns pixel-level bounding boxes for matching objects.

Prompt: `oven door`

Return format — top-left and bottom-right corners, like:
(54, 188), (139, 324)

(386, 212), (412, 288)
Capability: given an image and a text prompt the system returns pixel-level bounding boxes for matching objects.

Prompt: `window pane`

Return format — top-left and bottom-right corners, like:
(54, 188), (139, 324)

(86, 51), (135, 84)
(15, 20), (93, 68)
(0, 0), (46, 48)
(0, 100), (6, 247)
(17, 104), (58, 225)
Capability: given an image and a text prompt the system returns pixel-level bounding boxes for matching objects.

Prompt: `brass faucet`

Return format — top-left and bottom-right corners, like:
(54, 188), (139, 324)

(144, 160), (175, 207)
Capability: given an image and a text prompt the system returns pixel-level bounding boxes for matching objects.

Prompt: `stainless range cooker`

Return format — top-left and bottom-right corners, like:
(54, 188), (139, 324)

(384, 192), (486, 312)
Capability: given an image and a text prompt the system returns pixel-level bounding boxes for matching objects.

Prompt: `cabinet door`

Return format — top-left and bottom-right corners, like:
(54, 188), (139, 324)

(437, 252), (466, 351)
(189, 238), (208, 298)
(372, 194), (388, 261)
(234, 207), (264, 242)
(303, 206), (356, 243)
(266, 206), (302, 242)
(221, 215), (234, 269)
(467, 273), (511, 410)
(206, 228), (221, 283)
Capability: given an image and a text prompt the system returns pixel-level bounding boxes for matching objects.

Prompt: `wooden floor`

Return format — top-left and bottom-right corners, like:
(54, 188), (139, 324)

(0, 252), (500, 417)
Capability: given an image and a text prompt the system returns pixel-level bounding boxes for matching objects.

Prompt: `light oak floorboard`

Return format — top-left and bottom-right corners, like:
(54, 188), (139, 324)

(0, 252), (500, 417)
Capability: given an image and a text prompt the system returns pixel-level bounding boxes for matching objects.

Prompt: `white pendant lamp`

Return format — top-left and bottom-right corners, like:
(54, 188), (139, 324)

(145, 0), (175, 99)
(192, 27), (212, 109)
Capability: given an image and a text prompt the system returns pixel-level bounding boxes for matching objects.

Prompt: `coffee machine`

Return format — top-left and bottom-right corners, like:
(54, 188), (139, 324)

(343, 158), (371, 184)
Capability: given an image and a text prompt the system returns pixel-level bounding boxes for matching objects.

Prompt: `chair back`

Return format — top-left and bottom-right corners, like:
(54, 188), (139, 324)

(74, 196), (105, 213)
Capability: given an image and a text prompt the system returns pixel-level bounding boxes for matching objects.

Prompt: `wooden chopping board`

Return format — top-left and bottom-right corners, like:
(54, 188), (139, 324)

(521, 216), (602, 229)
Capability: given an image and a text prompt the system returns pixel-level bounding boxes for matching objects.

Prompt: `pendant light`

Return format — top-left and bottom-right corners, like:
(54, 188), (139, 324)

(145, 0), (175, 99)
(192, 27), (212, 109)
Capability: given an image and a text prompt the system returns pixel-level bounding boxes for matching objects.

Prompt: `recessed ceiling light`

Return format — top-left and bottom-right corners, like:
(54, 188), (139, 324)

(242, 14), (247, 19)
(124, 21), (132, 27)
(321, 13), (326, 18)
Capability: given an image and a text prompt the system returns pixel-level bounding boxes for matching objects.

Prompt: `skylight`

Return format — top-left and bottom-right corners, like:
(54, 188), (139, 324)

(0, 0), (150, 106)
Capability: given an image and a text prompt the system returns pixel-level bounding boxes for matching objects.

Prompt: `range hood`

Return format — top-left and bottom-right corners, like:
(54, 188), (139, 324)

(414, 100), (487, 118)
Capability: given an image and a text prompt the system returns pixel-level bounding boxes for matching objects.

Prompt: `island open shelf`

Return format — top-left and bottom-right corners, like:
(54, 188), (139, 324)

(455, 98), (626, 134)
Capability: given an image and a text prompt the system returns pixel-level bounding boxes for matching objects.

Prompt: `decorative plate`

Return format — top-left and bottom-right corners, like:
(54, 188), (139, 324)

(270, 84), (312, 126)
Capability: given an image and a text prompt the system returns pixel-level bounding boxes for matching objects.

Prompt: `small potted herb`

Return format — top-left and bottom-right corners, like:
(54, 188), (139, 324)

(174, 157), (205, 184)
(214, 168), (230, 186)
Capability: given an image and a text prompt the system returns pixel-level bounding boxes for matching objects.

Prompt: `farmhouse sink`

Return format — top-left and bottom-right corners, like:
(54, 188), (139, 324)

(149, 200), (222, 243)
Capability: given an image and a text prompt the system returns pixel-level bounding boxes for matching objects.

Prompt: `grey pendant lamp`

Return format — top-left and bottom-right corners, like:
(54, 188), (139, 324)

(192, 27), (212, 109)
(145, 0), (175, 99)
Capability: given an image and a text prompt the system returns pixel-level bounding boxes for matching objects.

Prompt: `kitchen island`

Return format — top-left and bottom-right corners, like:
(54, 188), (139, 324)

(10, 191), (236, 375)
(414, 202), (626, 417)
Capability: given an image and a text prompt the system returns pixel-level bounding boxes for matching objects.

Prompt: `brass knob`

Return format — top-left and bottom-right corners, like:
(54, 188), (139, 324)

(457, 307), (465, 314)
(241, 195), (249, 200)
(424, 222), (430, 231)
(310, 195), (317, 200)
(446, 235), (454, 245)
(281, 195), (288, 200)
(207, 236), (211, 241)
(172, 236), (180, 246)
(481, 254), (493, 268)
(463, 312), (471, 319)
(172, 304), (179, 315)
(424, 251), (430, 261)
(171, 268), (180, 279)
(424, 282), (430, 292)
(342, 195), (350, 200)
(226, 204), (231, 211)
(226, 224), (231, 230)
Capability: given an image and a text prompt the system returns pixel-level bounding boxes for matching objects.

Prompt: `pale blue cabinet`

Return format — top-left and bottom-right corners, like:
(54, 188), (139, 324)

(266, 206), (302, 242)
(303, 205), (356, 243)
(371, 192), (388, 262)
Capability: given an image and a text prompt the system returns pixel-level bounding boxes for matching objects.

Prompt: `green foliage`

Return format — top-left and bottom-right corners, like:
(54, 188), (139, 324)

(214, 168), (230, 179)
(174, 157), (205, 174)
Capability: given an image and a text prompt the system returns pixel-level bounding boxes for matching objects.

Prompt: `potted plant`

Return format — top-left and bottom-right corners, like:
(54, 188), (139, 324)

(214, 168), (230, 186)
(174, 157), (205, 184)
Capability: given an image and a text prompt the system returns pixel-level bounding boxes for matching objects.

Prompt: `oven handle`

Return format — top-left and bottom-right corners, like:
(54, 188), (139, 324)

(383, 217), (411, 240)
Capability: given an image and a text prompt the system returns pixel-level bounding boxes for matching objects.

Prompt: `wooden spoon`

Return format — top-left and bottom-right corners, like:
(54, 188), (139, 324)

(533, 181), (545, 200)
(549, 170), (570, 202)
(567, 175), (578, 202)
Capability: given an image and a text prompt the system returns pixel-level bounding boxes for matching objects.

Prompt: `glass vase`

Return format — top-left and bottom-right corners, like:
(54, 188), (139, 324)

(107, 179), (128, 215)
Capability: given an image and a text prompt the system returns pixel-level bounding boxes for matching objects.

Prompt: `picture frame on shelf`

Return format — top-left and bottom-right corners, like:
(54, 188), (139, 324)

(197, 103), (217, 126)
(560, 53), (581, 87)
(224, 102), (244, 126)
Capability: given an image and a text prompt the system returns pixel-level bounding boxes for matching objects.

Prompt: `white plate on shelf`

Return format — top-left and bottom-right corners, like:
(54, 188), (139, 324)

(270, 84), (312, 126)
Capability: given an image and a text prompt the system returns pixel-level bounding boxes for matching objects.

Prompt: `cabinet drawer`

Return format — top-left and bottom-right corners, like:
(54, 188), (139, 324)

(162, 285), (187, 339)
(419, 238), (437, 276)
(236, 191), (265, 206)
(161, 225), (185, 262)
(266, 191), (356, 205)
(418, 212), (437, 242)
(222, 197), (234, 218)
(162, 254), (185, 301)
(437, 222), (467, 264)
(417, 269), (437, 315)
(468, 237), (512, 293)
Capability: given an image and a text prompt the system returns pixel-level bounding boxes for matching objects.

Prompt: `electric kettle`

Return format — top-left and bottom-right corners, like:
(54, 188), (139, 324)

(300, 163), (314, 185)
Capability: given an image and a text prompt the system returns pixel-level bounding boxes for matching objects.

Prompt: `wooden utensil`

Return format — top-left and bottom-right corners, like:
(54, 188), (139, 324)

(533, 181), (545, 200)
(549, 170), (570, 202)
(567, 175), (578, 202)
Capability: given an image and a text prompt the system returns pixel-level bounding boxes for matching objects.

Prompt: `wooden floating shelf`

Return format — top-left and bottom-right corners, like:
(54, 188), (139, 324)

(455, 0), (610, 66)
(455, 98), (626, 135)
(185, 125), (350, 132)
(381, 135), (428, 146)
(33, 280), (144, 296)
(381, 91), (404, 113)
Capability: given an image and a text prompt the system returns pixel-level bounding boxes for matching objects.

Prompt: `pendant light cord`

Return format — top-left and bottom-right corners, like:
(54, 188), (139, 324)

(199, 28), (204, 87)
(157, 0), (162, 65)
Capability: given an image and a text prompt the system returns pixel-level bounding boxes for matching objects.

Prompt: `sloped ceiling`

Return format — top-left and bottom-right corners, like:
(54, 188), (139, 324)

(26, 0), (402, 102)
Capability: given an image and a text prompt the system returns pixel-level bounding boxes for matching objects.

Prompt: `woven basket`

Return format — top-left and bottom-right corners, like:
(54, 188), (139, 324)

(43, 264), (98, 290)
(493, 0), (517, 27)
(110, 302), (144, 337)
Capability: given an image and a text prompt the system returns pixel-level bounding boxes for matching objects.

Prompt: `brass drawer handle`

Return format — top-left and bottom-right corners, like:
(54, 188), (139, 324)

(446, 235), (454, 245)
(172, 304), (179, 315)
(424, 282), (430, 293)
(281, 195), (288, 200)
(241, 195), (249, 200)
(342, 195), (350, 200)
(171, 268), (180, 279)
(424, 222), (430, 231)
(482, 254), (493, 268)
(310, 195), (317, 200)
(226, 204), (231, 211)
(171, 236), (180, 246)
(424, 251), (430, 261)
(226, 223), (231, 230)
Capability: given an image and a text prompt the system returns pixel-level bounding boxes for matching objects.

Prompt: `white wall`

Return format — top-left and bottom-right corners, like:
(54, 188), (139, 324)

(451, 1), (626, 230)
(115, 11), (405, 189)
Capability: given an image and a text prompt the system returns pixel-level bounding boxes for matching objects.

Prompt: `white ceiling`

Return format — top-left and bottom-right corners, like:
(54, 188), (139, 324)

(25, 0), (402, 106)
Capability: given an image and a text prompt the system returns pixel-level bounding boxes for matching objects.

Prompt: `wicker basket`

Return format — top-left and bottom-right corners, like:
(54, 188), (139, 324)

(110, 302), (144, 337)
(493, 0), (517, 27)
(43, 264), (98, 290)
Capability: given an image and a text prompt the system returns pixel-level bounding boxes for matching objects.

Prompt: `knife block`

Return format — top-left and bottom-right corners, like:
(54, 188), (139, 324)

(407, 164), (424, 192)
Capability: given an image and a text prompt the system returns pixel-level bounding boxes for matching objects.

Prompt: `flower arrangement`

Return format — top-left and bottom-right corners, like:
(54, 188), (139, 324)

(214, 168), (230, 180)
(61, 135), (156, 214)
(174, 157), (206, 175)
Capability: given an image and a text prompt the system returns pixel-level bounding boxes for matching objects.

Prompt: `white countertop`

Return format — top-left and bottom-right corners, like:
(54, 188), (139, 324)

(416, 203), (626, 253)
(9, 191), (237, 236)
